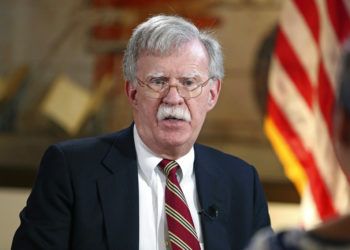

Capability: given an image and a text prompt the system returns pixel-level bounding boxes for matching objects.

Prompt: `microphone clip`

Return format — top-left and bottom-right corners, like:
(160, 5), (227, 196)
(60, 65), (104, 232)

(198, 204), (219, 220)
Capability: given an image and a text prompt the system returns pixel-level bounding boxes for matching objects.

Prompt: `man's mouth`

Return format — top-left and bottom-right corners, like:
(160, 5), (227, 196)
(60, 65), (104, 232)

(164, 116), (184, 121)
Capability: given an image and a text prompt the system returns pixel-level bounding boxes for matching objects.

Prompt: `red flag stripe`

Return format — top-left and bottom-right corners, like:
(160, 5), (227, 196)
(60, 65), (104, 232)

(293, 0), (320, 43)
(275, 28), (314, 108)
(267, 94), (337, 219)
(326, 0), (350, 43)
(317, 62), (335, 135)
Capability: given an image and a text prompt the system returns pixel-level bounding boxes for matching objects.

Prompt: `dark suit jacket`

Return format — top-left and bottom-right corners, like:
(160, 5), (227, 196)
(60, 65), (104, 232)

(12, 125), (270, 250)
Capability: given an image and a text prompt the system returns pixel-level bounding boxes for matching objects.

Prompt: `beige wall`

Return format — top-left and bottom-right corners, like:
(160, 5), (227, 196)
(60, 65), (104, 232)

(0, 0), (288, 182)
(0, 188), (29, 250)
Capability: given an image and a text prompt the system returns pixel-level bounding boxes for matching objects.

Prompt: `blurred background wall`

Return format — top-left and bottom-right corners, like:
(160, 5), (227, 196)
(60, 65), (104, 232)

(0, 0), (302, 249)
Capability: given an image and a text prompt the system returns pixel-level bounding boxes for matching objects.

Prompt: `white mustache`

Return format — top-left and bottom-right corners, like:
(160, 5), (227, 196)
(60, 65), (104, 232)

(157, 104), (191, 122)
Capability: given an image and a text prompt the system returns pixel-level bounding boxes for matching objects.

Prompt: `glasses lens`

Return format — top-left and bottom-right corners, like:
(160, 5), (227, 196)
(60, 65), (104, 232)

(137, 77), (210, 99)
(143, 88), (164, 98)
(178, 85), (202, 98)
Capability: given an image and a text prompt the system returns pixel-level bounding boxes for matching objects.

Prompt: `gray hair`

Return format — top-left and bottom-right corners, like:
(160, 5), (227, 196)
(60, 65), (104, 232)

(123, 15), (224, 84)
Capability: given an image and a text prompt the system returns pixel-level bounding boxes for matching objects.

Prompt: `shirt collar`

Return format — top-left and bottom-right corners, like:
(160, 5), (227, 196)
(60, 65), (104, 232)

(133, 125), (195, 183)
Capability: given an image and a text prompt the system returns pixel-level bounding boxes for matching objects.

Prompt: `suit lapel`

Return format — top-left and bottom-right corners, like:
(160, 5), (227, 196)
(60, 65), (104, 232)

(98, 126), (139, 250)
(95, 127), (232, 249)
(194, 145), (231, 250)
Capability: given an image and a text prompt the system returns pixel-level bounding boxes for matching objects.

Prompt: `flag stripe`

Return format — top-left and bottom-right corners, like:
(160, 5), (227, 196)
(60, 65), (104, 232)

(267, 94), (337, 219)
(317, 0), (342, 92)
(264, 117), (308, 194)
(315, 0), (350, 217)
(317, 63), (335, 135)
(280, 0), (320, 86)
(326, 0), (350, 42)
(317, 0), (350, 135)
(266, 0), (350, 227)
(301, 185), (322, 227)
(268, 56), (338, 201)
(275, 29), (313, 108)
(293, 0), (320, 43)
(316, 0), (337, 136)
(268, 57), (315, 149)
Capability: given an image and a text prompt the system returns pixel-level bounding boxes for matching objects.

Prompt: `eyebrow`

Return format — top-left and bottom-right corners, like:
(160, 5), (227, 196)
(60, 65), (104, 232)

(145, 72), (202, 78)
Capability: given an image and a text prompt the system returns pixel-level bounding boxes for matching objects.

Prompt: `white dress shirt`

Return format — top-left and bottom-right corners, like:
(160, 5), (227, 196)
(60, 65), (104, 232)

(133, 126), (204, 250)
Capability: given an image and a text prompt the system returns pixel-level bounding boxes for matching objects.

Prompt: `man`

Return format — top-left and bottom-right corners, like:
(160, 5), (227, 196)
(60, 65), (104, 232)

(12, 15), (270, 250)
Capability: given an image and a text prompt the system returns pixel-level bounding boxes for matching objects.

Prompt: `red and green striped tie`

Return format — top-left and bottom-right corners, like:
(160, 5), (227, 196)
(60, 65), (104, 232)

(159, 159), (201, 250)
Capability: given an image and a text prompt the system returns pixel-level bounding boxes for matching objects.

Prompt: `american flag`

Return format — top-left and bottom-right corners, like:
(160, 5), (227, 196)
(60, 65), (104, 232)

(265, 0), (350, 228)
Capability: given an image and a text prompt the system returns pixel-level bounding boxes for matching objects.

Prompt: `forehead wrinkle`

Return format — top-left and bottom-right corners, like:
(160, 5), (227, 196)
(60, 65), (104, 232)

(179, 71), (202, 78)
(145, 70), (204, 79)
(172, 67), (205, 78)
(145, 71), (167, 78)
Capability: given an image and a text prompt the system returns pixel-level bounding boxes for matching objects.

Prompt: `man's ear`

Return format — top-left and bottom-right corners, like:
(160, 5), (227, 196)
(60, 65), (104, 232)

(125, 80), (138, 106)
(207, 79), (221, 110)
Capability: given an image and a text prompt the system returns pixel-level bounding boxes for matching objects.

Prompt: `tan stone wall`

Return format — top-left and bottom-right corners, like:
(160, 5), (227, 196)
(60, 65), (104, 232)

(0, 0), (289, 183)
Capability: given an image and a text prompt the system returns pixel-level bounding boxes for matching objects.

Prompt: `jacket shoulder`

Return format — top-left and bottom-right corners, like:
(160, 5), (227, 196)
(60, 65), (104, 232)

(194, 143), (254, 171)
(43, 126), (134, 175)
(54, 126), (132, 155)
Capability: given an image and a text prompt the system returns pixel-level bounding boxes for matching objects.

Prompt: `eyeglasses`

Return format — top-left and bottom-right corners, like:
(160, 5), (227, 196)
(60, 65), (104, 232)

(136, 76), (212, 99)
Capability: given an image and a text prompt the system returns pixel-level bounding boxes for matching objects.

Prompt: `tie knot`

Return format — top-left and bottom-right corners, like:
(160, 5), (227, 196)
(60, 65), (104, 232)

(159, 159), (178, 177)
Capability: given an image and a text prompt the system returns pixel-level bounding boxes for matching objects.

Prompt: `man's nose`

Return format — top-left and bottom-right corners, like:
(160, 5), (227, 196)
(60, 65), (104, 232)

(162, 84), (184, 104)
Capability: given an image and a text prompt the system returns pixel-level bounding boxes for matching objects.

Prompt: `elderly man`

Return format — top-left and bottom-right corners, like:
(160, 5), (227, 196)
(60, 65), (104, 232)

(12, 15), (270, 250)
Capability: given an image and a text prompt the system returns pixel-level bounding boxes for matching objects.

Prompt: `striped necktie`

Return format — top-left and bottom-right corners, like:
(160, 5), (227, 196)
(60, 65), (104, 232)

(159, 159), (200, 250)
